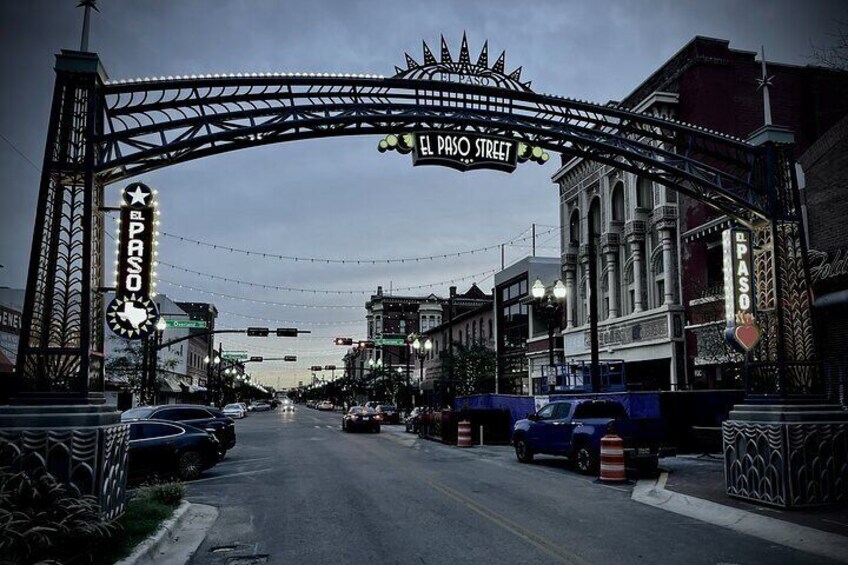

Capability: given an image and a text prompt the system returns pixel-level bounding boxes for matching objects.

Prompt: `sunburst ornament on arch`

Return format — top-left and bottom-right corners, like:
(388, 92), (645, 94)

(394, 33), (533, 92)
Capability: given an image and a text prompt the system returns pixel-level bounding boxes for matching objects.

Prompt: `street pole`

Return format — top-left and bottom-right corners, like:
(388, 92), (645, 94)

(588, 214), (601, 392)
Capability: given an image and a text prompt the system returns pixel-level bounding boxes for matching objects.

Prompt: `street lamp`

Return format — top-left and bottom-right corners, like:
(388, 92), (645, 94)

(529, 278), (567, 376)
(411, 336), (432, 387)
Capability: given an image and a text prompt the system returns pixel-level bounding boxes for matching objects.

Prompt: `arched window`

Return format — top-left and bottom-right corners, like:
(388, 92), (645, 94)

(589, 198), (601, 237)
(637, 177), (654, 209)
(611, 182), (625, 222)
(569, 208), (580, 245)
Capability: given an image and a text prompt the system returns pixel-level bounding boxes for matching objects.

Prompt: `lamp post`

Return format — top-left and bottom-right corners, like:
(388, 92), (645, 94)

(411, 336), (432, 407)
(203, 348), (221, 407)
(530, 278), (567, 386)
(367, 357), (382, 400)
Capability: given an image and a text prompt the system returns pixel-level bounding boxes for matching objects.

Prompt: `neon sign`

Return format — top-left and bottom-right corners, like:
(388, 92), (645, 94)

(722, 227), (761, 352)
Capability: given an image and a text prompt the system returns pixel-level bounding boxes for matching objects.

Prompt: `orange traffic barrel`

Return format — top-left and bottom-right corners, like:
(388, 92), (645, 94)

(457, 420), (472, 447)
(599, 434), (626, 482)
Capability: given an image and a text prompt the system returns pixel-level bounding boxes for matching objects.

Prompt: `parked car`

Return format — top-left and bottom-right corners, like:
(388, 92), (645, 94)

(122, 404), (236, 458)
(317, 400), (334, 411)
(375, 405), (400, 424)
(223, 403), (246, 419)
(404, 407), (424, 433)
(342, 406), (380, 433)
(127, 420), (220, 483)
(250, 400), (272, 412)
(512, 399), (668, 474)
(237, 402), (250, 416)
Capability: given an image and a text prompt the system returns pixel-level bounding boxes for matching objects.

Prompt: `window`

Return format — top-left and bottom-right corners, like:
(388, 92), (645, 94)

(472, 320), (478, 343)
(536, 404), (556, 419)
(489, 319), (493, 338)
(156, 408), (210, 421)
(553, 402), (572, 419)
(465, 324), (470, 346)
(375, 316), (382, 334)
(458, 331), (463, 345)
(130, 422), (184, 441)
(569, 209), (580, 245)
(637, 177), (654, 209)
(399, 319), (406, 334)
(611, 182), (625, 222)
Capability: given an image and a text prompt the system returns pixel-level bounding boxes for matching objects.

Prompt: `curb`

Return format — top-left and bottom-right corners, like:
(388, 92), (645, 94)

(632, 473), (848, 564)
(115, 500), (192, 565)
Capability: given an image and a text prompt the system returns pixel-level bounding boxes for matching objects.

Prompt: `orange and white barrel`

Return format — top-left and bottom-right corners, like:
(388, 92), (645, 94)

(599, 434), (626, 482)
(457, 420), (472, 447)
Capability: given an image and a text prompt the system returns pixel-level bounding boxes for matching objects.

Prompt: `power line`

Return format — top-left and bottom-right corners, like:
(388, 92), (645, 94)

(0, 132), (41, 174)
(158, 279), (361, 309)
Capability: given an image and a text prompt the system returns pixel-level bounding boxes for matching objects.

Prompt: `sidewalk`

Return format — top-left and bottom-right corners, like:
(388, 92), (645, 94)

(660, 454), (848, 537)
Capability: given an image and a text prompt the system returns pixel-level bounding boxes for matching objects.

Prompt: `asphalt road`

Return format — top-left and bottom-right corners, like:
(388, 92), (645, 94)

(185, 407), (836, 565)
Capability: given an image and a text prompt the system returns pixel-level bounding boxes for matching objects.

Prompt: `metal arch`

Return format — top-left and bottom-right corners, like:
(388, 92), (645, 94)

(96, 76), (764, 221)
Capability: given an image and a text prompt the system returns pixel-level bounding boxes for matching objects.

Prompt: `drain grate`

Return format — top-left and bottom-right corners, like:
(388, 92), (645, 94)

(210, 544), (239, 553)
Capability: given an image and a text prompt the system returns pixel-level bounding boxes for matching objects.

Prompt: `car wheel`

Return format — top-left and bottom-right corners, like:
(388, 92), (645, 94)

(574, 444), (598, 475)
(514, 437), (534, 463)
(178, 450), (204, 481)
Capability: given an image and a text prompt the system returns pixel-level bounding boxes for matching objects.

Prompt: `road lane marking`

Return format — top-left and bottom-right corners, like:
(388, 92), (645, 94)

(218, 456), (275, 466)
(189, 468), (272, 484)
(422, 477), (589, 565)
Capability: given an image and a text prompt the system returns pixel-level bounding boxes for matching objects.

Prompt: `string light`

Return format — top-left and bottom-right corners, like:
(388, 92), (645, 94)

(158, 262), (496, 294)
(217, 310), (362, 326)
(159, 226), (558, 265)
(158, 279), (361, 309)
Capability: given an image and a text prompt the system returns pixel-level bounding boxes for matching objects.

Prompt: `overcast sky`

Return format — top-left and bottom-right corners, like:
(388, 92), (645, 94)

(1, 0), (845, 387)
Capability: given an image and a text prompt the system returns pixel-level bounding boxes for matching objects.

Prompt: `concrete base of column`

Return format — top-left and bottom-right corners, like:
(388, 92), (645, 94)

(0, 406), (129, 520)
(723, 404), (848, 508)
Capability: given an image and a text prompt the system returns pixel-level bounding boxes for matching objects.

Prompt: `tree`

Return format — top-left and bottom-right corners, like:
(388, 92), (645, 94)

(811, 22), (848, 70)
(440, 343), (497, 397)
(104, 335), (178, 405)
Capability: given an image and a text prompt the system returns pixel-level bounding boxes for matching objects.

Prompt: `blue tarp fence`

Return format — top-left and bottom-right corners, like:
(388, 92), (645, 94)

(454, 391), (661, 431)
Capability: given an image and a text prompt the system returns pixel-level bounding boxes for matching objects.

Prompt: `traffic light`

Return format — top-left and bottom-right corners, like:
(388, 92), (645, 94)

(357, 340), (375, 349)
(324, 365), (337, 371)
(310, 365), (323, 372)
(247, 327), (269, 337)
(334, 337), (353, 346)
(249, 356), (263, 362)
(283, 355), (297, 362)
(276, 327), (298, 337)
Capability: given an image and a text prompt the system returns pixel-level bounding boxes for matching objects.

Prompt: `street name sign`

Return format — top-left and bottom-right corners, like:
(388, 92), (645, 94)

(375, 338), (407, 346)
(222, 351), (249, 361)
(166, 320), (207, 329)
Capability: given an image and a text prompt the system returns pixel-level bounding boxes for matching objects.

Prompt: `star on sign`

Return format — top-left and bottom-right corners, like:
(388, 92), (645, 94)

(126, 186), (150, 206)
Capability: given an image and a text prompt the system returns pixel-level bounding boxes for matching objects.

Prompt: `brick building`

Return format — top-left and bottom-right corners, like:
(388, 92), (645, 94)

(552, 36), (848, 390)
(799, 114), (848, 403)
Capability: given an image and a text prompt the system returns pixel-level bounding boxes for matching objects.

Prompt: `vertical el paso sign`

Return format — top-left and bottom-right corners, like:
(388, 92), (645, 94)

(106, 182), (160, 339)
(722, 227), (761, 352)
(115, 182), (158, 297)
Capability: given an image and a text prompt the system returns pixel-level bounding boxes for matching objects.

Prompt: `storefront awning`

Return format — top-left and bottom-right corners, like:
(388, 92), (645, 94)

(158, 375), (182, 393)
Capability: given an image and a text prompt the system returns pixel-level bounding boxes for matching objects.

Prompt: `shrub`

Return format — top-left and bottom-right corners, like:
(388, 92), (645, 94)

(0, 466), (120, 564)
(145, 482), (184, 507)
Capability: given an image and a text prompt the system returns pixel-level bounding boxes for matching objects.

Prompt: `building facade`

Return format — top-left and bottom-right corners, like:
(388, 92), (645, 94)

(552, 36), (848, 391)
(493, 256), (562, 395)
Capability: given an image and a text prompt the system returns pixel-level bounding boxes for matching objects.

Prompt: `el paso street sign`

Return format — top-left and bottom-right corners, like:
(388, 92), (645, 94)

(722, 227), (761, 352)
(413, 131), (518, 173)
(106, 182), (160, 340)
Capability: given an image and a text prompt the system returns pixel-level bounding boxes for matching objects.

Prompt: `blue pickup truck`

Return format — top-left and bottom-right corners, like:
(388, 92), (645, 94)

(512, 399), (667, 474)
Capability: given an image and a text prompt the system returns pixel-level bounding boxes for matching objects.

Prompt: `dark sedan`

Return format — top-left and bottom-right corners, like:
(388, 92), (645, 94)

(342, 406), (380, 433)
(127, 420), (220, 483)
(122, 404), (236, 457)
(375, 405), (400, 424)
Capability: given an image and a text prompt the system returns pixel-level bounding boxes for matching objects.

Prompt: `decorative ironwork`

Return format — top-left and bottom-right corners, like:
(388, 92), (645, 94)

(15, 51), (105, 402)
(394, 34), (533, 92)
(723, 421), (787, 506)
